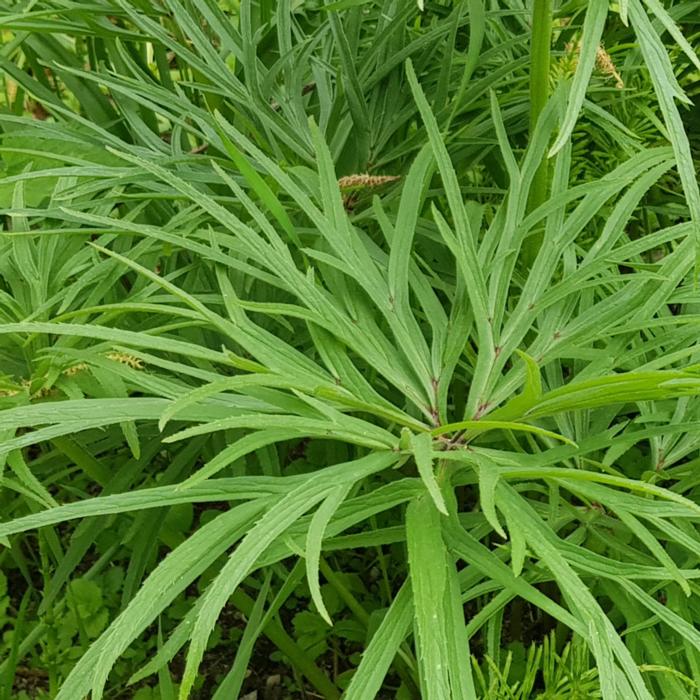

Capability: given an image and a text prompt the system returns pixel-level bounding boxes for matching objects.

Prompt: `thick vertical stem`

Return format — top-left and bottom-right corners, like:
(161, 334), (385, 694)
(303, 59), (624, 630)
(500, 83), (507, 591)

(525, 0), (553, 263)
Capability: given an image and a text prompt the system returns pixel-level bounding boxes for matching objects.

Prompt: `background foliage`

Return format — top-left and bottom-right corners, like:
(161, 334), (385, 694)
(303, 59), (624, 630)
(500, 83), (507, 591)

(1, 0), (700, 698)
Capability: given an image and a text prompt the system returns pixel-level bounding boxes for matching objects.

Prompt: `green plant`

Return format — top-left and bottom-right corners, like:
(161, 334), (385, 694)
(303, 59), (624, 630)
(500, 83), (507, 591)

(1, 1), (700, 699)
(472, 634), (602, 699)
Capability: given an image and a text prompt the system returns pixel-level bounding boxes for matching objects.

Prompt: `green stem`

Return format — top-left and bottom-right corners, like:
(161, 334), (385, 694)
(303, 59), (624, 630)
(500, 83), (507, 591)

(525, 0), (553, 263)
(369, 516), (393, 606)
(319, 558), (370, 626)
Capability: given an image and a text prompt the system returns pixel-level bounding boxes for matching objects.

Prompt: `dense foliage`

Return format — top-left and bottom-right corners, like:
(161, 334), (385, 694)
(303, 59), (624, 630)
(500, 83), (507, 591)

(1, 0), (700, 698)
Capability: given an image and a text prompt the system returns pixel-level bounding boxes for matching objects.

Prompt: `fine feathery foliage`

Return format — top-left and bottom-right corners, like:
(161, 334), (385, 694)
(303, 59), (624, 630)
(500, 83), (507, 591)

(1, 0), (700, 698)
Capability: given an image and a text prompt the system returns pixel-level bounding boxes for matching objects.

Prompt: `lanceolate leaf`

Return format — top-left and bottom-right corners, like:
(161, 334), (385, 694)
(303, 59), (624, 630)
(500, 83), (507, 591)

(305, 483), (352, 624)
(628, 0), (700, 268)
(409, 430), (448, 515)
(549, 0), (610, 156)
(55, 501), (267, 700)
(406, 494), (450, 698)
(178, 452), (394, 698)
(344, 583), (414, 699)
(474, 455), (506, 539)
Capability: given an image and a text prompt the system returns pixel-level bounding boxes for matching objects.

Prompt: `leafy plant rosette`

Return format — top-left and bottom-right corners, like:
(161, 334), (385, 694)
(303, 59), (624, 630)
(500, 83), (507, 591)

(1, 0), (700, 699)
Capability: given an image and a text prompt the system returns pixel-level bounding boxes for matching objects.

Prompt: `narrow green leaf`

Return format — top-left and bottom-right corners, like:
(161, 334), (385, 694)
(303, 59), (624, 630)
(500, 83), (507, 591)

(613, 509), (690, 595)
(54, 502), (266, 700)
(410, 432), (448, 515)
(178, 453), (393, 698)
(406, 495), (450, 698)
(305, 484), (352, 625)
(431, 420), (576, 446)
(475, 459), (506, 539)
(344, 583), (413, 700)
(641, 0), (700, 70)
(629, 0), (700, 270)
(549, 0), (609, 156)
(214, 130), (301, 247)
